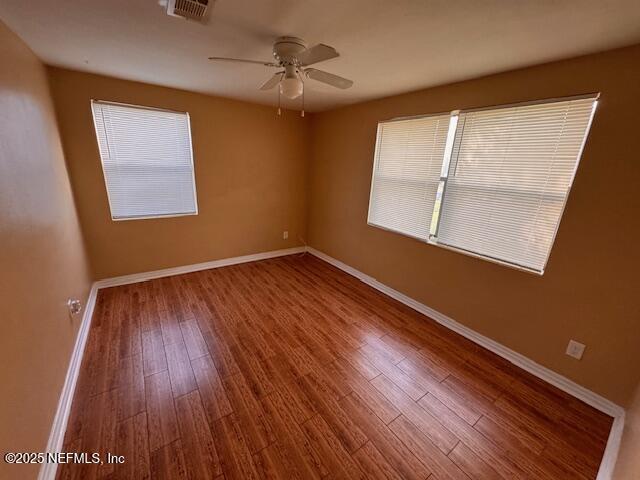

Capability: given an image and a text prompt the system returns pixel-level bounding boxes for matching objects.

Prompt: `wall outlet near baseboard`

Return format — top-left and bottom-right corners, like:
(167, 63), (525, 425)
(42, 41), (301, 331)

(283, 231), (288, 240)
(67, 298), (82, 315)
(566, 340), (586, 360)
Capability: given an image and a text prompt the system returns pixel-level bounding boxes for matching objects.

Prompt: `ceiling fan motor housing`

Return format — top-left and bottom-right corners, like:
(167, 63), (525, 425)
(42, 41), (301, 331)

(273, 36), (307, 65)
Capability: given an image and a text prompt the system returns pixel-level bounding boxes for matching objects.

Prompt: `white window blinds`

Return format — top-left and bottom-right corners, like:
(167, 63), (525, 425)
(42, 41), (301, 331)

(91, 101), (198, 220)
(435, 97), (596, 272)
(368, 114), (451, 240)
(367, 95), (597, 274)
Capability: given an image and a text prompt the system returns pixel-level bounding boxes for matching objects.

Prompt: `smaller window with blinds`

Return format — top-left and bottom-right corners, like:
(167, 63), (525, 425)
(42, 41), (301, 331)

(91, 100), (198, 221)
(367, 94), (598, 274)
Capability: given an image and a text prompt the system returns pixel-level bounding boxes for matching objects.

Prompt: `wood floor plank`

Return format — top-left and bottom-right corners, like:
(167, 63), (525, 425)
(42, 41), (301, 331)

(326, 357), (400, 425)
(115, 310), (142, 359)
(300, 414), (366, 480)
(145, 371), (179, 452)
(370, 373), (458, 454)
(339, 348), (382, 380)
(163, 339), (197, 398)
(359, 343), (429, 401)
(175, 390), (222, 478)
(448, 441), (503, 480)
(474, 414), (546, 456)
(190, 354), (233, 424)
(158, 309), (185, 346)
(116, 352), (145, 422)
(113, 412), (151, 480)
(498, 383), (609, 459)
(297, 372), (368, 454)
(339, 392), (431, 480)
(397, 349), (450, 382)
(81, 388), (119, 479)
(492, 393), (603, 473)
(221, 372), (276, 453)
(196, 320), (240, 378)
(228, 341), (275, 399)
(179, 318), (209, 360)
(364, 335), (408, 364)
(58, 254), (613, 480)
(352, 441), (404, 480)
(91, 324), (120, 396)
(252, 443), (300, 480)
(389, 414), (469, 480)
(141, 328), (167, 377)
(537, 443), (598, 480)
(261, 391), (326, 479)
(448, 359), (511, 401)
(139, 305), (161, 334)
(308, 361), (352, 401)
(432, 376), (489, 425)
(418, 393), (556, 480)
(211, 413), (260, 480)
(262, 354), (317, 424)
(149, 440), (188, 480)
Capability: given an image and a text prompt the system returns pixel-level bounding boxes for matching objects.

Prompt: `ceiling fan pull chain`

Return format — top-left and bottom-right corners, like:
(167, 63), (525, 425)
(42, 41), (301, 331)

(277, 86), (282, 116)
(301, 77), (305, 117)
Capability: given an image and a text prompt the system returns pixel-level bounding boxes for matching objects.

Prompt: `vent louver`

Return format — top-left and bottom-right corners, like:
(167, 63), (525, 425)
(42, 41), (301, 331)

(166, 0), (210, 22)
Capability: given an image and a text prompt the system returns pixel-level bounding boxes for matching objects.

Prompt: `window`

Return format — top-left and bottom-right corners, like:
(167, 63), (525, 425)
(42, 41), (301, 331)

(91, 100), (198, 220)
(368, 95), (598, 274)
(368, 114), (451, 240)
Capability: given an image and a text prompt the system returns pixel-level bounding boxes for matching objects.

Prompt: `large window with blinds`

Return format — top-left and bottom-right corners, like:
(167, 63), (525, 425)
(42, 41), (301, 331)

(368, 95), (598, 274)
(91, 100), (198, 220)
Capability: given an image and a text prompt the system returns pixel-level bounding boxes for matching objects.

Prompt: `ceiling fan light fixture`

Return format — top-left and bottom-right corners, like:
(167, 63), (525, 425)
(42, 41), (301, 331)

(279, 66), (303, 99)
(280, 77), (303, 99)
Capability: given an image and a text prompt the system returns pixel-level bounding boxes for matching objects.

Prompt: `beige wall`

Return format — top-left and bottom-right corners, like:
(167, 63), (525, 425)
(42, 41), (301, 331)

(47, 67), (310, 279)
(615, 382), (640, 479)
(0, 22), (92, 479)
(308, 44), (640, 407)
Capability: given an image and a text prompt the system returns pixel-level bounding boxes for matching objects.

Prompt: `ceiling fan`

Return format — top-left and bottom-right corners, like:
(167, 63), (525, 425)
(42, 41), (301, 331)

(208, 36), (353, 114)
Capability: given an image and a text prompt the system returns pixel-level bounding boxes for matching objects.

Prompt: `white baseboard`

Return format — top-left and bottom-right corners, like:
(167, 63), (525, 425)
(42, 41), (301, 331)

(597, 412), (626, 480)
(38, 283), (99, 480)
(95, 246), (306, 288)
(306, 246), (625, 480)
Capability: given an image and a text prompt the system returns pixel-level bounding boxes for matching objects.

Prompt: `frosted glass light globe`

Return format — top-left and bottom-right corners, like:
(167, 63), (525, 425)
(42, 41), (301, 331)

(280, 76), (303, 99)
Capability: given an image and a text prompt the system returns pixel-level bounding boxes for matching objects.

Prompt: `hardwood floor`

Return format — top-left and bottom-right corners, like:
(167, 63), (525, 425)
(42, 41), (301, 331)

(57, 253), (613, 479)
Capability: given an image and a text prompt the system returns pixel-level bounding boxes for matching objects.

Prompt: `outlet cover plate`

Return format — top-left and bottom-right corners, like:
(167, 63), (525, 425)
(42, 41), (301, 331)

(566, 340), (586, 360)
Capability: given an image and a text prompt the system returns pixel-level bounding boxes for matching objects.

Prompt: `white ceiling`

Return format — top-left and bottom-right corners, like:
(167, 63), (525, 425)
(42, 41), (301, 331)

(2, 0), (640, 112)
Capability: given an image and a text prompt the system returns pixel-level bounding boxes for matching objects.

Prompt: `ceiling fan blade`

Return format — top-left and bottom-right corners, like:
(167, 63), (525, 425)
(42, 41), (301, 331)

(208, 56), (278, 67)
(297, 44), (339, 66)
(260, 72), (284, 90)
(305, 68), (353, 89)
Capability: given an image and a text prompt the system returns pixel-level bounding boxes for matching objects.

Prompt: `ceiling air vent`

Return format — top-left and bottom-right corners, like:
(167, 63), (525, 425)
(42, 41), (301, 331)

(166, 0), (211, 22)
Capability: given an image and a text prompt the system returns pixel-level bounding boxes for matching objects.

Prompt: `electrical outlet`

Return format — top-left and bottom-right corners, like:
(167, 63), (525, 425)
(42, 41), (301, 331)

(67, 298), (82, 315)
(283, 231), (288, 240)
(566, 340), (586, 360)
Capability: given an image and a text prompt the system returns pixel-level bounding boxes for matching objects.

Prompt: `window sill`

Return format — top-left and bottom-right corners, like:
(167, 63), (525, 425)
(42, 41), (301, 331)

(111, 211), (198, 222)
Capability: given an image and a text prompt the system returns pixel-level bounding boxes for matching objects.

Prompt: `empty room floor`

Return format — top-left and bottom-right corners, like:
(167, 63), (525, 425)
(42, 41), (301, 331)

(58, 254), (613, 480)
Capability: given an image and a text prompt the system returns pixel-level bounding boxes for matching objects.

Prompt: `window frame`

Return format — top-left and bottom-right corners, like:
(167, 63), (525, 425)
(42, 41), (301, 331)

(91, 99), (199, 222)
(367, 93), (599, 275)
